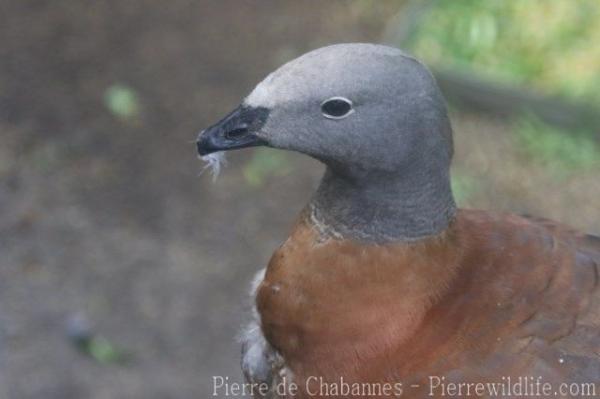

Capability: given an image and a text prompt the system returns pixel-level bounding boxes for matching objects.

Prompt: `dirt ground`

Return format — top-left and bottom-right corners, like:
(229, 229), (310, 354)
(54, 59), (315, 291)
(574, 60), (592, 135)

(0, 2), (598, 399)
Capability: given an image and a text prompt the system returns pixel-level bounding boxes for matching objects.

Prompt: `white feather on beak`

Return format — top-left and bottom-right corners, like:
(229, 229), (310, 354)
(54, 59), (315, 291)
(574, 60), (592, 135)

(199, 152), (227, 182)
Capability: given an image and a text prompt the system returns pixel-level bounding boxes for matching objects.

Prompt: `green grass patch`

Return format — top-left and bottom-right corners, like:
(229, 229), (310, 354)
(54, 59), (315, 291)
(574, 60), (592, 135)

(451, 171), (479, 205)
(514, 115), (600, 172)
(104, 84), (141, 120)
(243, 148), (291, 187)
(408, 0), (600, 106)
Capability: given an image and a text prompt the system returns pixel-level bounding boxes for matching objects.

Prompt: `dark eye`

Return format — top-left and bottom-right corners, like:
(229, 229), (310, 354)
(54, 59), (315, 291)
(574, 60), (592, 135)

(320, 97), (354, 119)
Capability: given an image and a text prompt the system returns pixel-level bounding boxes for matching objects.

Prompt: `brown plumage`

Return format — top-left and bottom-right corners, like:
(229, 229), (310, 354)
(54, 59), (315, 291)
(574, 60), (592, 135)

(256, 209), (599, 398)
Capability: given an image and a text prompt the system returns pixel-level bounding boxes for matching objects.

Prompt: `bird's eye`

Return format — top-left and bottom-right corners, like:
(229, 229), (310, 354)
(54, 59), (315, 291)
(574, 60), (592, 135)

(320, 97), (354, 119)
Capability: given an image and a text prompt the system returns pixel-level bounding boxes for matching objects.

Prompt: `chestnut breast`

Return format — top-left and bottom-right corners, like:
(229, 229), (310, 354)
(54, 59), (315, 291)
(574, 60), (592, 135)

(255, 210), (599, 396)
(255, 212), (464, 379)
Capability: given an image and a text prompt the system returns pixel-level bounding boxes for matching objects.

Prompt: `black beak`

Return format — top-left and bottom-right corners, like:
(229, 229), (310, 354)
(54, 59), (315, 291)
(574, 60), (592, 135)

(196, 105), (269, 156)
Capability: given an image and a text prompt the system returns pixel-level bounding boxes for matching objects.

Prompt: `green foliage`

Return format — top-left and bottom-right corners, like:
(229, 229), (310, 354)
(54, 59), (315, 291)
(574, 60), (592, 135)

(451, 171), (479, 205)
(514, 115), (600, 172)
(409, 0), (600, 105)
(86, 336), (126, 364)
(74, 334), (128, 365)
(243, 148), (291, 187)
(104, 84), (141, 120)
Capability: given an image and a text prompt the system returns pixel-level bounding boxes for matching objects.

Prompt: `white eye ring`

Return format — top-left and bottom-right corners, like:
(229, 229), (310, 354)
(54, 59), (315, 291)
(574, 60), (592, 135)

(320, 96), (354, 120)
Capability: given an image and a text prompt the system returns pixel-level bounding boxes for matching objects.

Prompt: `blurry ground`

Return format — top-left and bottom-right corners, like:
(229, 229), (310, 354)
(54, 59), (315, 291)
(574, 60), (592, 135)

(0, 1), (598, 399)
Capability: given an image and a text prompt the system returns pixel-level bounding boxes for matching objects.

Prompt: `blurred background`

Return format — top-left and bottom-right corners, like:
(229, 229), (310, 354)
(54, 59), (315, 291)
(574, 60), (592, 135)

(0, 1), (598, 398)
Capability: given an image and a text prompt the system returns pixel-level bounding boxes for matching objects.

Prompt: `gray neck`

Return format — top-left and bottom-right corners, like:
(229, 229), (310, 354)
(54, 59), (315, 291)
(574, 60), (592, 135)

(309, 166), (456, 243)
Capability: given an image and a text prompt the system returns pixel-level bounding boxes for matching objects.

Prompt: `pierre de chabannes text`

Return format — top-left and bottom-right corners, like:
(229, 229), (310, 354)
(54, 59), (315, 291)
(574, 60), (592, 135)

(213, 375), (598, 397)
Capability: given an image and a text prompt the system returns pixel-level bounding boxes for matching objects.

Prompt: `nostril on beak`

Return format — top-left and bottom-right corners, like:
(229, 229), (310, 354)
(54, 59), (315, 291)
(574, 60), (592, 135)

(225, 124), (249, 140)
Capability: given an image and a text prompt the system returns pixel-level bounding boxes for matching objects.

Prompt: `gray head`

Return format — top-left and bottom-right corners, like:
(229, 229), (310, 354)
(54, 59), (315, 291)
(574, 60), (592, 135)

(197, 43), (456, 243)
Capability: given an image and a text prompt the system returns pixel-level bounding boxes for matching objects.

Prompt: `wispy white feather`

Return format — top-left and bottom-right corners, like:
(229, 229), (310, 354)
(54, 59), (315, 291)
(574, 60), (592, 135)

(199, 151), (227, 182)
